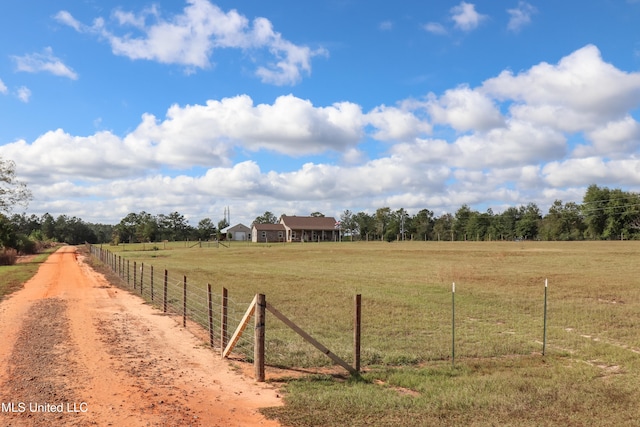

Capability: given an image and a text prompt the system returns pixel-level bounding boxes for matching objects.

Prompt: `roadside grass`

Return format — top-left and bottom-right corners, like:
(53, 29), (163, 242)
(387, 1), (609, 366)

(99, 241), (640, 426)
(0, 248), (58, 301)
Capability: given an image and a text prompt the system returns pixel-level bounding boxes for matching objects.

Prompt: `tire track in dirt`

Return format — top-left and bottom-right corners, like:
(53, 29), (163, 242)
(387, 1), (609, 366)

(0, 246), (282, 427)
(0, 298), (82, 426)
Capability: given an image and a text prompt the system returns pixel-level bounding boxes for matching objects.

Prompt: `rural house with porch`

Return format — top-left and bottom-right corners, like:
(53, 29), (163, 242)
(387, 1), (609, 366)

(251, 215), (340, 243)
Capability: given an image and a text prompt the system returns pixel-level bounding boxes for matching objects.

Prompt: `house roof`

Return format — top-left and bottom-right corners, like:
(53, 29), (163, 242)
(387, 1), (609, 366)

(226, 223), (250, 232)
(252, 223), (286, 231)
(280, 215), (338, 230)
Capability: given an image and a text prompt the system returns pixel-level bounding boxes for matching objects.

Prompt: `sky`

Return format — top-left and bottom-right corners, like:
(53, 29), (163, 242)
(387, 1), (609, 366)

(1, 0), (640, 226)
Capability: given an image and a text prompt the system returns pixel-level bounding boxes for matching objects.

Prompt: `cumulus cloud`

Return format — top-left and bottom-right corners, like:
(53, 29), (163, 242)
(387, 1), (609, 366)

(542, 157), (640, 187)
(365, 105), (431, 141)
(426, 85), (504, 132)
(0, 78), (7, 94)
(507, 1), (537, 32)
(55, 0), (325, 85)
(481, 45), (640, 130)
(11, 47), (78, 80)
(451, 2), (487, 32)
(581, 116), (640, 157)
(6, 44), (640, 224)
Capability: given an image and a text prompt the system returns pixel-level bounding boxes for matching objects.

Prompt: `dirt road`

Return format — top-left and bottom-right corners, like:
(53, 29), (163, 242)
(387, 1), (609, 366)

(0, 246), (282, 426)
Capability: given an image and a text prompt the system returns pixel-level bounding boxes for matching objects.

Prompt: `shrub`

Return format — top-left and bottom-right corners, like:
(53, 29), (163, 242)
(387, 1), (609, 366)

(0, 248), (18, 265)
(15, 234), (37, 255)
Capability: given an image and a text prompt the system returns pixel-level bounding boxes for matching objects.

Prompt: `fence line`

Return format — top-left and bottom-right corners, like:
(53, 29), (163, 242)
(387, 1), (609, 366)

(89, 244), (256, 358)
(88, 244), (589, 382)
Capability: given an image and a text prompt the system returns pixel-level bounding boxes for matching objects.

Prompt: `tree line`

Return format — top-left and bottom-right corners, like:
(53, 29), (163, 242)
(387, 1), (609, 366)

(2, 183), (640, 259)
(338, 185), (640, 241)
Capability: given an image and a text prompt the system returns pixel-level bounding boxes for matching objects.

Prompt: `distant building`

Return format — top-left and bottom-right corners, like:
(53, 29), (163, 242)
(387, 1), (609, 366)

(225, 223), (251, 241)
(251, 215), (340, 243)
(251, 223), (286, 243)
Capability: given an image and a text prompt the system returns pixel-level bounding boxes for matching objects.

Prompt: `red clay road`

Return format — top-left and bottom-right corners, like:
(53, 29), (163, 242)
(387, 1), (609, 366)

(0, 246), (282, 426)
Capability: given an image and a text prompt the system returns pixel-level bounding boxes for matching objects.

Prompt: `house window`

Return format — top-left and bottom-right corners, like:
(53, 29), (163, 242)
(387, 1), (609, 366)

(278, 231), (283, 238)
(261, 231), (266, 239)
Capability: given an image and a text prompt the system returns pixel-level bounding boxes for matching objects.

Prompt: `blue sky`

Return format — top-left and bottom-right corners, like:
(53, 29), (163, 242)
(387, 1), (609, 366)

(1, 0), (640, 226)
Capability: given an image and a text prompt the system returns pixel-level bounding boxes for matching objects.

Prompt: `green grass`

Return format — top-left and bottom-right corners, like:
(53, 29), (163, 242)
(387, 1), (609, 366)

(0, 248), (58, 300)
(95, 240), (640, 426)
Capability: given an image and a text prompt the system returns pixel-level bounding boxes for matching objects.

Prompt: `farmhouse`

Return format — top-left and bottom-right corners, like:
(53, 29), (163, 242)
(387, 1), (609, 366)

(280, 215), (339, 242)
(251, 215), (340, 243)
(251, 223), (286, 243)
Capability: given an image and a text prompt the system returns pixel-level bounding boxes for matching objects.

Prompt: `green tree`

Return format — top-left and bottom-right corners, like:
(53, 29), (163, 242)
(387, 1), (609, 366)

(0, 157), (32, 214)
(41, 213), (56, 240)
(0, 214), (17, 249)
(465, 210), (491, 241)
(197, 218), (216, 240)
(433, 213), (454, 241)
(453, 205), (473, 240)
(116, 212), (141, 243)
(137, 211), (158, 242)
(496, 207), (520, 240)
(582, 184), (610, 239)
(413, 209), (435, 240)
(516, 203), (541, 240)
(253, 211), (278, 224)
(374, 207), (391, 241)
(339, 210), (356, 241)
(165, 211), (189, 241)
(353, 212), (374, 240)
(541, 200), (585, 241)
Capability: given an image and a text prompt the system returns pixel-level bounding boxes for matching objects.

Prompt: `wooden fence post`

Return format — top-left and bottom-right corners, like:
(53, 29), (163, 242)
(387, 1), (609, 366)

(133, 261), (137, 290)
(150, 265), (154, 301)
(207, 283), (214, 348)
(163, 270), (168, 313)
(354, 294), (362, 373)
(183, 275), (187, 328)
(221, 287), (228, 355)
(127, 260), (130, 285)
(255, 294), (266, 382)
(140, 263), (144, 295)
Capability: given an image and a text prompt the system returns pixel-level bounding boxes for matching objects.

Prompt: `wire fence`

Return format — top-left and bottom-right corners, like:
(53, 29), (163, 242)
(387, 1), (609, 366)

(89, 244), (256, 360)
(87, 243), (640, 378)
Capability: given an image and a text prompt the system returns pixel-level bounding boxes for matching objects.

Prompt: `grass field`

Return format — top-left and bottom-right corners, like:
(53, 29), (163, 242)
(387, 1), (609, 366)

(0, 248), (57, 301)
(96, 240), (640, 426)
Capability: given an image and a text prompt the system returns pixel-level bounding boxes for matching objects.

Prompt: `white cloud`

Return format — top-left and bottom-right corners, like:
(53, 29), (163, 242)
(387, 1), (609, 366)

(7, 44), (640, 224)
(426, 85), (504, 132)
(451, 2), (487, 32)
(482, 45), (640, 130)
(11, 47), (78, 80)
(0, 78), (7, 94)
(507, 1), (537, 32)
(0, 94), (368, 181)
(543, 157), (640, 187)
(378, 21), (393, 31)
(423, 22), (448, 36)
(56, 0), (325, 85)
(0, 130), (150, 180)
(582, 116), (640, 157)
(365, 105), (431, 141)
(54, 10), (82, 32)
(16, 86), (31, 103)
